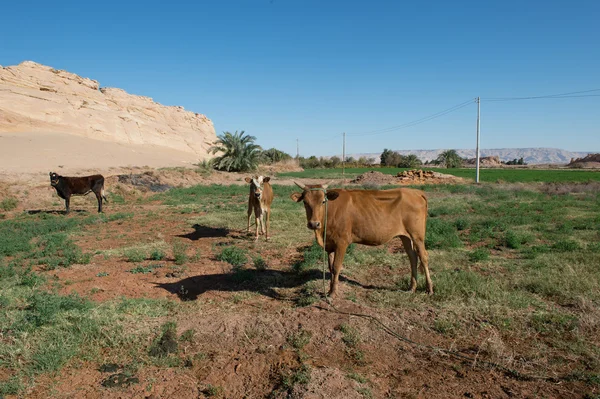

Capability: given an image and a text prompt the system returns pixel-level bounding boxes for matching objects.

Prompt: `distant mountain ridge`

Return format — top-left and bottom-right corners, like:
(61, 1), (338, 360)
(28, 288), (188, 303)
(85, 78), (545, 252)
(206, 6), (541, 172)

(349, 148), (593, 165)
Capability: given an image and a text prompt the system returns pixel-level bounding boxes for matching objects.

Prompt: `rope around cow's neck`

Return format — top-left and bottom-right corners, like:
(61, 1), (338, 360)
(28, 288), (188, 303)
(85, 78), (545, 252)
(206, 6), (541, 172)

(308, 187), (329, 298)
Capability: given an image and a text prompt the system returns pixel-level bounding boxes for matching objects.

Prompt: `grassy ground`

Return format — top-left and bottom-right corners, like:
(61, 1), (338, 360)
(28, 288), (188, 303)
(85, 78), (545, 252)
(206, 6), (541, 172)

(1, 180), (600, 397)
(278, 166), (600, 183)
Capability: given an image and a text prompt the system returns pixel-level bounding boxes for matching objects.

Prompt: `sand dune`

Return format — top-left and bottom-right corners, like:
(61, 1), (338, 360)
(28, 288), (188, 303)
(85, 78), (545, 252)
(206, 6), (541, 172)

(0, 131), (201, 181)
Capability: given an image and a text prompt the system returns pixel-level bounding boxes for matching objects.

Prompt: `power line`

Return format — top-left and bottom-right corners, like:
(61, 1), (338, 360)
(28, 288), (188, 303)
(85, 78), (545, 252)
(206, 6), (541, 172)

(483, 88), (600, 101)
(347, 98), (475, 137)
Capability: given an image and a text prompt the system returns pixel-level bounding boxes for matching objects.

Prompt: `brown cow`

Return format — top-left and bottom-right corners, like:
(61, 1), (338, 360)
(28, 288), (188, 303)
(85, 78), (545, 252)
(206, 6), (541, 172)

(245, 176), (274, 241)
(290, 182), (432, 296)
(49, 172), (108, 213)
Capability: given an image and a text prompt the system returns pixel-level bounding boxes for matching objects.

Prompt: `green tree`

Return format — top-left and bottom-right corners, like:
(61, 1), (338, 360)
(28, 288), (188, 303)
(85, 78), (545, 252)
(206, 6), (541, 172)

(328, 156), (341, 168)
(380, 149), (394, 165)
(209, 131), (262, 172)
(436, 149), (463, 168)
(260, 148), (292, 164)
(398, 154), (423, 168)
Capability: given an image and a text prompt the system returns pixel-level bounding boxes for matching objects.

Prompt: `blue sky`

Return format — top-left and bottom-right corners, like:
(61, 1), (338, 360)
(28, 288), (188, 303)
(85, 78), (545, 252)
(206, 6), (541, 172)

(1, 0), (599, 156)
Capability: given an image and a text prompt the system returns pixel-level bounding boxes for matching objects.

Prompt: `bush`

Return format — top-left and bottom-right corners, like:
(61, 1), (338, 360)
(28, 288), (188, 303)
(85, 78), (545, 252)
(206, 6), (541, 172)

(150, 249), (166, 261)
(503, 230), (533, 249)
(468, 248), (490, 262)
(425, 219), (462, 249)
(0, 197), (18, 211)
(260, 148), (292, 164)
(172, 241), (189, 265)
(253, 256), (267, 271)
(124, 248), (146, 262)
(217, 247), (248, 268)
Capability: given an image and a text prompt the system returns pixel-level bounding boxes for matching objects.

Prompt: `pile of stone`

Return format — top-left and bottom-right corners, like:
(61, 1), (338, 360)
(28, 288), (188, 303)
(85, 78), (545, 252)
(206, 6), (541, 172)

(397, 169), (438, 182)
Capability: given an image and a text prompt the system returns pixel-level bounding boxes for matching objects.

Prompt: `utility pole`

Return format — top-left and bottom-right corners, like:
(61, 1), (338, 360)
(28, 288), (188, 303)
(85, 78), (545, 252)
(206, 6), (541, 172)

(476, 97), (481, 183)
(296, 138), (299, 166)
(342, 132), (346, 182)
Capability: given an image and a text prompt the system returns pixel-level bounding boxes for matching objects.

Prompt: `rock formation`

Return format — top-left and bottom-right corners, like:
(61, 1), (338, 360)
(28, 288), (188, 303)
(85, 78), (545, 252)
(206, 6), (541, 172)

(0, 61), (216, 158)
(567, 153), (600, 168)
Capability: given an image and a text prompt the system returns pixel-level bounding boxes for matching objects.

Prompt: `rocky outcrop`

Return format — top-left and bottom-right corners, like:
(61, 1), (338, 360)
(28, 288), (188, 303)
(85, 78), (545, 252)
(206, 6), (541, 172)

(0, 61), (216, 158)
(568, 153), (600, 168)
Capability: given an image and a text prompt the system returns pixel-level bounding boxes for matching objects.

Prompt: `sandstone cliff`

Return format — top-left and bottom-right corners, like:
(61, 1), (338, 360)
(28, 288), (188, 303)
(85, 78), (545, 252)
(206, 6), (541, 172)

(0, 61), (216, 157)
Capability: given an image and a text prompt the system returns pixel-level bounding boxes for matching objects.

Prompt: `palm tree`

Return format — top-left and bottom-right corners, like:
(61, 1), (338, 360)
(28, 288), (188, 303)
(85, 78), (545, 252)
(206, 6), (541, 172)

(436, 149), (463, 168)
(209, 131), (262, 172)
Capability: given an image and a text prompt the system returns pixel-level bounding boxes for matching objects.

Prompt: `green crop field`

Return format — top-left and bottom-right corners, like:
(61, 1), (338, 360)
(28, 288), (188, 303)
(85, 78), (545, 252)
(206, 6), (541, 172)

(278, 166), (600, 183)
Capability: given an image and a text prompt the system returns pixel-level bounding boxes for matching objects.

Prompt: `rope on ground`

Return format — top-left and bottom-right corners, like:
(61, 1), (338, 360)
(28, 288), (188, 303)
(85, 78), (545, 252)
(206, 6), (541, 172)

(319, 299), (562, 382)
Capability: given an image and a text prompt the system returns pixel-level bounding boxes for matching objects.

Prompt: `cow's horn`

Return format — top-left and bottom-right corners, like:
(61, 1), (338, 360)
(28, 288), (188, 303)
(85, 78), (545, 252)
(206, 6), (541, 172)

(294, 181), (306, 190)
(322, 180), (334, 189)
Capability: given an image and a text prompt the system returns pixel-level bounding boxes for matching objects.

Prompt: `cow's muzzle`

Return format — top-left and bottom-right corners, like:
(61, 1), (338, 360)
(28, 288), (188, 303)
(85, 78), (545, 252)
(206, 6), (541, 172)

(307, 221), (321, 230)
(254, 192), (261, 199)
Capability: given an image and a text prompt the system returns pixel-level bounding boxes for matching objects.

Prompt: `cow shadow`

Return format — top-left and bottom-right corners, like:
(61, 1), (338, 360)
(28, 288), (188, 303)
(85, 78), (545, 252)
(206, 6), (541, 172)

(177, 224), (230, 240)
(154, 268), (399, 302)
(25, 209), (88, 215)
(155, 269), (322, 301)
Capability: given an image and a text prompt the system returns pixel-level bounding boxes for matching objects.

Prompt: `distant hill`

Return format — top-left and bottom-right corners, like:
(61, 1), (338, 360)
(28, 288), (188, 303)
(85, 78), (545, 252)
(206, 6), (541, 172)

(349, 148), (593, 165)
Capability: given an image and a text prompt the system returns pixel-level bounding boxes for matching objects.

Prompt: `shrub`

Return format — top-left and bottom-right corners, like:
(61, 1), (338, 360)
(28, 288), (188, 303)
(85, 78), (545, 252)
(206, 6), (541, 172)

(172, 241), (189, 265)
(552, 240), (581, 252)
(468, 248), (490, 262)
(260, 148), (292, 164)
(425, 219), (462, 249)
(217, 247), (248, 268)
(150, 249), (166, 261)
(253, 256), (267, 271)
(0, 197), (18, 211)
(454, 218), (469, 231)
(503, 230), (533, 249)
(293, 242), (323, 273)
(124, 248), (146, 262)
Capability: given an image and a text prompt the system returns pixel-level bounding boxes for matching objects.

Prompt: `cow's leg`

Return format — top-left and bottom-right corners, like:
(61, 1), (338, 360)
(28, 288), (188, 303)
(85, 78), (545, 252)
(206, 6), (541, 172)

(94, 191), (103, 213)
(254, 208), (260, 241)
(329, 244), (348, 297)
(413, 239), (433, 295)
(400, 236), (419, 293)
(259, 211), (265, 235)
(247, 202), (252, 232)
(328, 252), (335, 274)
(65, 197), (70, 214)
(265, 208), (270, 241)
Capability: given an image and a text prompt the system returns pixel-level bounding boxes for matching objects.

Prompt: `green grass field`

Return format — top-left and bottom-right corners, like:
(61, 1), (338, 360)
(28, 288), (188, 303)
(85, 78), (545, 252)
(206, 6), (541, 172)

(1, 180), (600, 396)
(278, 166), (600, 182)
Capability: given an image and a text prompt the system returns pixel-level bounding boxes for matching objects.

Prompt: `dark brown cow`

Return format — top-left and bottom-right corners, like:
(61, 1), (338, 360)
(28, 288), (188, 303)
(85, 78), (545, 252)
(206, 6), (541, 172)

(290, 182), (432, 296)
(245, 175), (274, 241)
(49, 172), (108, 213)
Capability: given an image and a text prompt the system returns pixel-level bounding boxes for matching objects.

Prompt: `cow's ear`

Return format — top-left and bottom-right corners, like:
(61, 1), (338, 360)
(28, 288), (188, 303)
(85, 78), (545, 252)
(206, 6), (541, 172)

(263, 177), (270, 183)
(49, 172), (53, 176)
(290, 192), (303, 202)
(244, 177), (252, 183)
(326, 191), (340, 201)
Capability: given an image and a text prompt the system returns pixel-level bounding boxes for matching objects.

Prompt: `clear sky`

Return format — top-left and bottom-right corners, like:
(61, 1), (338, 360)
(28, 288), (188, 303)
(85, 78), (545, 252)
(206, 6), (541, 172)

(1, 0), (598, 157)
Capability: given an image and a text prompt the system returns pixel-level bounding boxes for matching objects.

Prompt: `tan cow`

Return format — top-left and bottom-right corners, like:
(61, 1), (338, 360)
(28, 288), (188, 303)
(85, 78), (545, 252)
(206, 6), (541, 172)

(245, 176), (274, 241)
(290, 182), (432, 296)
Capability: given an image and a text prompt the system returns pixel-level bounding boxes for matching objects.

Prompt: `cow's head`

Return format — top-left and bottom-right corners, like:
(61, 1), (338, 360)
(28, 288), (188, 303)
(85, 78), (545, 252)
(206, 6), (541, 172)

(245, 176), (270, 200)
(49, 172), (60, 186)
(290, 181), (339, 230)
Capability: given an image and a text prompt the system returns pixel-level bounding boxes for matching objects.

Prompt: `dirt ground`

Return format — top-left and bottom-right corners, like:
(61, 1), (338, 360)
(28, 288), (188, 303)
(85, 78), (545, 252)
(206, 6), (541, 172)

(1, 168), (593, 399)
